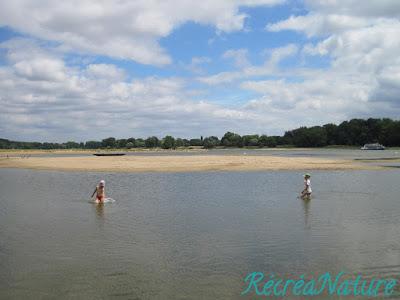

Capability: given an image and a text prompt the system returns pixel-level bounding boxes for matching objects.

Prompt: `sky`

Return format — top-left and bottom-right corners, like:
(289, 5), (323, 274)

(0, 0), (399, 142)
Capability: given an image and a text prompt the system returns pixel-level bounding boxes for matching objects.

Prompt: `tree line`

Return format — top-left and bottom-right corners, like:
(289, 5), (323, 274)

(1, 118), (399, 150)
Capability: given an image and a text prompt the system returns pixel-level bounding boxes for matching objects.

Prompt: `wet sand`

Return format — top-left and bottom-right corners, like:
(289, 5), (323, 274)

(0, 155), (380, 172)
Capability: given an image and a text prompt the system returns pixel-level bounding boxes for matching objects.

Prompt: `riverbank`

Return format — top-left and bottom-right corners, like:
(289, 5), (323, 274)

(0, 155), (381, 172)
(0, 147), (206, 156)
(1, 146), (399, 156)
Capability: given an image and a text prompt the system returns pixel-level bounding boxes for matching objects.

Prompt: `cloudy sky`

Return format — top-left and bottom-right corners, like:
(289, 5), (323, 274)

(0, 0), (399, 142)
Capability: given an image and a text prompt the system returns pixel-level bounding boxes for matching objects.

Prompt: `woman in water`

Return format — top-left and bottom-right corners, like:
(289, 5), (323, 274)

(91, 180), (106, 203)
(301, 173), (312, 199)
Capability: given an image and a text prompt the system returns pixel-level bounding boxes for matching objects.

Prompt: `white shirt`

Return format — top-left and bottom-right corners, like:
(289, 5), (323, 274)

(305, 179), (312, 193)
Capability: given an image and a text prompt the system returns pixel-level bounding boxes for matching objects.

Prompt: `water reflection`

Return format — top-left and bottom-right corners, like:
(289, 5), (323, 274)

(1, 168), (400, 299)
(301, 197), (311, 229)
(94, 202), (105, 220)
(91, 202), (106, 232)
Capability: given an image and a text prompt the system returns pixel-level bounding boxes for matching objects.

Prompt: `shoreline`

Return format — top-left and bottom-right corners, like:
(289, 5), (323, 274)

(0, 155), (382, 173)
(0, 148), (206, 156)
(1, 146), (399, 156)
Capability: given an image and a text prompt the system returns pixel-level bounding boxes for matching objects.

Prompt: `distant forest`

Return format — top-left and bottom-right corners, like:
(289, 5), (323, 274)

(1, 118), (400, 150)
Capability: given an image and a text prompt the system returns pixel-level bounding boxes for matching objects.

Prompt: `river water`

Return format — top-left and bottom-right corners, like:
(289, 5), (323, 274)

(1, 152), (400, 299)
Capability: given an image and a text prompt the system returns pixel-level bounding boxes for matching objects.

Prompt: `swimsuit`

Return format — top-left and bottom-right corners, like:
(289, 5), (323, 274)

(96, 186), (105, 202)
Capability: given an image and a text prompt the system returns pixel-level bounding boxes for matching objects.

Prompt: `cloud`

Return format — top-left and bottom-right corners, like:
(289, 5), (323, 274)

(184, 56), (212, 74)
(198, 44), (298, 85)
(0, 0), (284, 66)
(253, 1), (400, 122)
(267, 0), (400, 36)
(241, 72), (372, 112)
(223, 48), (250, 68)
(266, 13), (372, 36)
(370, 65), (400, 106)
(14, 58), (66, 82)
(240, 73), (379, 130)
(0, 38), (259, 141)
(1, 1), (400, 141)
(305, 0), (400, 18)
(86, 64), (126, 81)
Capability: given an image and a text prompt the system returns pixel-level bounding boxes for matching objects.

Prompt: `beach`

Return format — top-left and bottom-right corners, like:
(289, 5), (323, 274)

(0, 154), (380, 172)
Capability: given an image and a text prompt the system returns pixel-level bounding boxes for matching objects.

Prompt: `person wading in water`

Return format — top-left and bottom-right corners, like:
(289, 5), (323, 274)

(301, 173), (312, 199)
(91, 180), (106, 203)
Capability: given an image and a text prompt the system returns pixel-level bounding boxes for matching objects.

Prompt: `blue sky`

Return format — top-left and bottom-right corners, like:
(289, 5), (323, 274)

(0, 0), (399, 142)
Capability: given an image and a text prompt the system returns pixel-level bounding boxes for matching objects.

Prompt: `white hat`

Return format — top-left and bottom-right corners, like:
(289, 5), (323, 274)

(99, 180), (105, 185)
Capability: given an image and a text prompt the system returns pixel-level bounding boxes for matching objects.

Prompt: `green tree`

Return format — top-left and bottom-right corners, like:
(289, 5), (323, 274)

(346, 119), (369, 145)
(116, 139), (127, 148)
(175, 138), (184, 147)
(65, 141), (80, 149)
(162, 136), (176, 149)
(182, 139), (190, 147)
(189, 138), (202, 146)
(145, 136), (160, 148)
(323, 123), (338, 145)
(102, 137), (116, 148)
(85, 140), (102, 149)
(126, 142), (134, 149)
(264, 136), (277, 147)
(203, 136), (220, 149)
(126, 138), (136, 147)
(42, 142), (55, 149)
(221, 132), (243, 147)
(383, 120), (400, 146)
(135, 138), (145, 148)
(242, 135), (259, 147)
(287, 126), (327, 147)
(366, 118), (382, 143)
(258, 135), (268, 147)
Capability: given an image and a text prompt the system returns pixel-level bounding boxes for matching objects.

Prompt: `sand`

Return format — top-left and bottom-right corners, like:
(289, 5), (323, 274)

(0, 148), (205, 156)
(0, 155), (380, 172)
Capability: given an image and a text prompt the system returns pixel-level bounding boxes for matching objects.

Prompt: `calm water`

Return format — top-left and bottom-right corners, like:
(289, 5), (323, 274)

(4, 148), (400, 160)
(1, 168), (400, 299)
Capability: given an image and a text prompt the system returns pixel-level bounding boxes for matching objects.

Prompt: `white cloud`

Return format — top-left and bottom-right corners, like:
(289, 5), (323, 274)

(14, 58), (66, 82)
(0, 0), (284, 66)
(86, 64), (126, 81)
(223, 48), (250, 68)
(0, 38), (259, 141)
(267, 13), (372, 36)
(370, 65), (400, 106)
(254, 1), (400, 123)
(266, 44), (298, 66)
(1, 1), (400, 141)
(198, 44), (298, 85)
(305, 0), (400, 18)
(241, 72), (372, 112)
(267, 0), (400, 37)
(184, 56), (212, 74)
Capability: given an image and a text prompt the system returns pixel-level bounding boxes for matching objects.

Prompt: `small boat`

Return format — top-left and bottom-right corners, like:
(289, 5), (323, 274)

(360, 143), (385, 150)
(93, 153), (126, 156)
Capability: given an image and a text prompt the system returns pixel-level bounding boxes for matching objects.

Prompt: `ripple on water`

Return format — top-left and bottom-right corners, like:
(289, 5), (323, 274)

(1, 168), (400, 299)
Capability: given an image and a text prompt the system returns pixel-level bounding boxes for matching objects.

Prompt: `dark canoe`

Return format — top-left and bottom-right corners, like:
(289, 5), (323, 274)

(93, 153), (126, 156)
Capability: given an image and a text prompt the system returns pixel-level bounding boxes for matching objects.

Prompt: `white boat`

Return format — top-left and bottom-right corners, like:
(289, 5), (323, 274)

(360, 143), (385, 150)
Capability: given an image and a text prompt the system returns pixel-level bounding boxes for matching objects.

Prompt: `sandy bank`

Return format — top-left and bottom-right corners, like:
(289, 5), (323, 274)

(0, 148), (206, 156)
(0, 155), (380, 172)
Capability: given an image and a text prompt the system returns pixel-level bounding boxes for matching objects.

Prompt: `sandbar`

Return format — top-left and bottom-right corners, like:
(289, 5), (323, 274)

(0, 155), (380, 172)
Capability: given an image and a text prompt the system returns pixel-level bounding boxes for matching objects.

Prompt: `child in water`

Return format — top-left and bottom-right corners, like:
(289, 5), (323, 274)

(91, 180), (106, 203)
(301, 173), (312, 199)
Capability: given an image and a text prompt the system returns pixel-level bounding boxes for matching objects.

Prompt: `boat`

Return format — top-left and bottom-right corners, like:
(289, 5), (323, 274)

(360, 143), (385, 150)
(93, 153), (126, 156)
